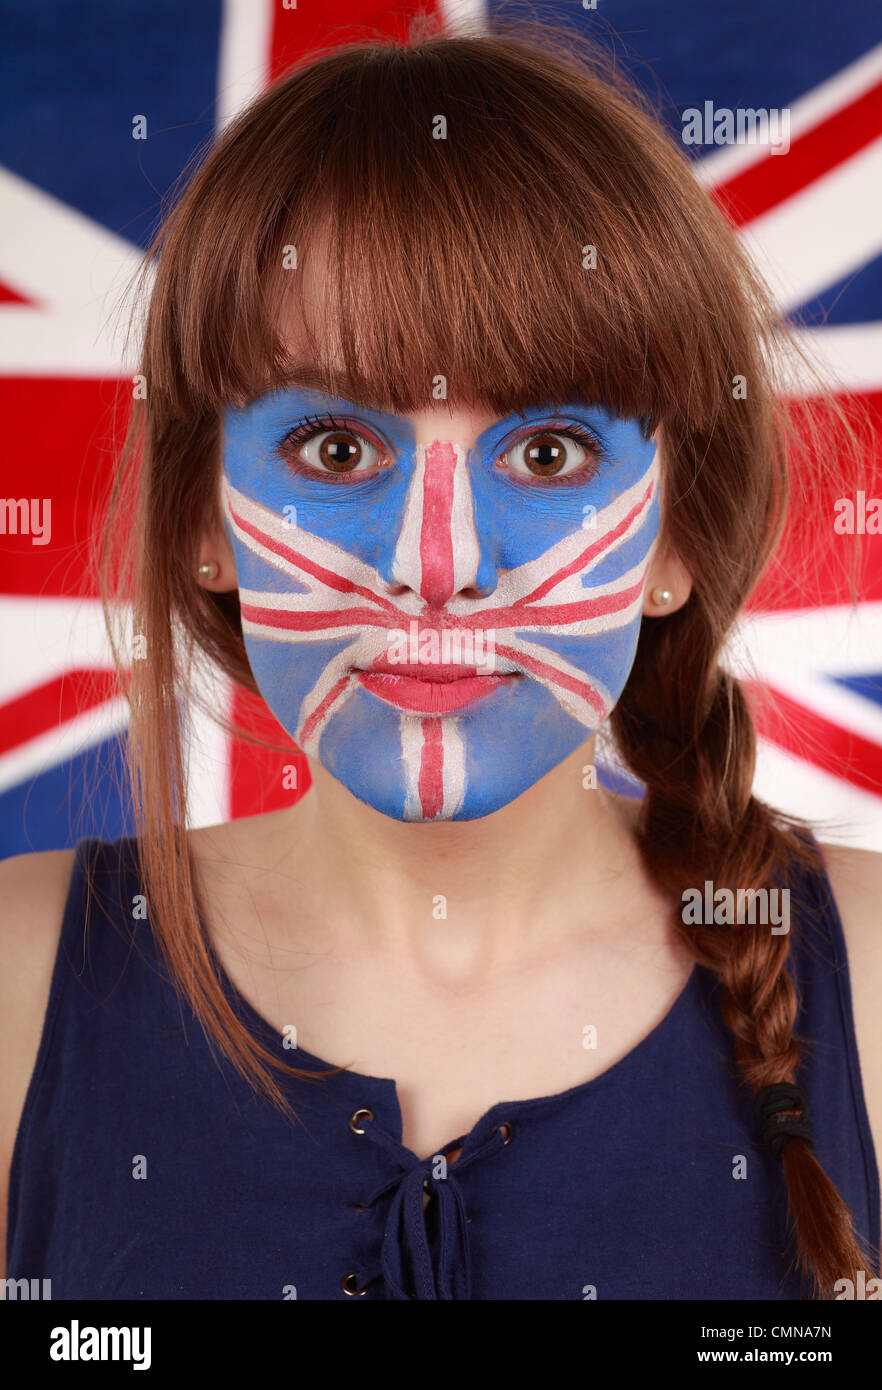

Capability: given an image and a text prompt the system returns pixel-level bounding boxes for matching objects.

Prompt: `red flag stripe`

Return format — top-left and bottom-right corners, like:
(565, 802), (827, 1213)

(709, 77), (882, 227)
(748, 681), (882, 798)
(269, 1), (441, 83)
(0, 668), (123, 756)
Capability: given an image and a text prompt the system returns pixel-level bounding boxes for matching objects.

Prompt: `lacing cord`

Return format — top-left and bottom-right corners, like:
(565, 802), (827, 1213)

(352, 1114), (511, 1300)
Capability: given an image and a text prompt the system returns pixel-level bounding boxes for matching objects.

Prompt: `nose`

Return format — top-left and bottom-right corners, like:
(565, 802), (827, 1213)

(387, 439), (495, 608)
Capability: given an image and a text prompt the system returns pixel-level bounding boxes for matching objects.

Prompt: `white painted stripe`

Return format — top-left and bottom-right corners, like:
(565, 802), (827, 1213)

(297, 662), (360, 755)
(444, 454), (658, 617)
(439, 717), (466, 818)
(238, 555), (648, 637)
(506, 635), (613, 729)
(225, 480), (426, 619)
(400, 714), (425, 820)
(449, 444), (481, 595)
(390, 443), (428, 595)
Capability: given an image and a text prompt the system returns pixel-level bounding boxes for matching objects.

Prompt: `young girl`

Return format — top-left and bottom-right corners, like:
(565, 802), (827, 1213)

(2, 24), (880, 1301)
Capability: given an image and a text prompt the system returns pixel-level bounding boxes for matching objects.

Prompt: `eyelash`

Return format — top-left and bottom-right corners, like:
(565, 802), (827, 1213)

(503, 421), (605, 488)
(278, 414), (382, 484)
(277, 414), (606, 484)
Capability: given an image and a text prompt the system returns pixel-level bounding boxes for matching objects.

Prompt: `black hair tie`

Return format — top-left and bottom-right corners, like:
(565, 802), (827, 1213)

(754, 1083), (814, 1160)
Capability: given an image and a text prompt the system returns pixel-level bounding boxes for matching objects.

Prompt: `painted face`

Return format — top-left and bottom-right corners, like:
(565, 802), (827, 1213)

(222, 390), (660, 821)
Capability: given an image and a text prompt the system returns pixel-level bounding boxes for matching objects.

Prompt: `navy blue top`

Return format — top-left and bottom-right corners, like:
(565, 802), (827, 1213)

(6, 834), (879, 1299)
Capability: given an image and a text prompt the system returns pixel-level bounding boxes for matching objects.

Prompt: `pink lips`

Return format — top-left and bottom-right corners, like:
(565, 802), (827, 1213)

(357, 662), (512, 713)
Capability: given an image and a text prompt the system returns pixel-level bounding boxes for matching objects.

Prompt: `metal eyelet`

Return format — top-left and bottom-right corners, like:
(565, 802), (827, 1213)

(341, 1272), (367, 1297)
(348, 1107), (375, 1135)
(497, 1121), (513, 1144)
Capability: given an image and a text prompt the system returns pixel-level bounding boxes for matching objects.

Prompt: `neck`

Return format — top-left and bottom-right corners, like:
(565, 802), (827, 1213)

(271, 738), (655, 976)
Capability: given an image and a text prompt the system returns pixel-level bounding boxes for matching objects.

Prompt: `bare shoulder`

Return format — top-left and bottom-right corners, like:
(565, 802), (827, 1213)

(0, 848), (76, 1280)
(819, 841), (882, 956)
(819, 842), (882, 1180)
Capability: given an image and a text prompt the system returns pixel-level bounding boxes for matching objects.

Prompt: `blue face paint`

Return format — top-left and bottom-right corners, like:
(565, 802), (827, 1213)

(222, 387), (660, 821)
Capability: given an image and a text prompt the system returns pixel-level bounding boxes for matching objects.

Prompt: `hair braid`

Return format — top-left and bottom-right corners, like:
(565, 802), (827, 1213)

(612, 608), (878, 1298)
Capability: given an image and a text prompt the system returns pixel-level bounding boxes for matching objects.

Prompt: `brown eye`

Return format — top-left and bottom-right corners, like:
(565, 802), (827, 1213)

(319, 431), (362, 472)
(523, 434), (566, 476)
(280, 422), (389, 480)
(497, 428), (601, 483)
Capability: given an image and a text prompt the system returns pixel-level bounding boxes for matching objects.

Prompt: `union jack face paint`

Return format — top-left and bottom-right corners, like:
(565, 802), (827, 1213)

(222, 389), (660, 821)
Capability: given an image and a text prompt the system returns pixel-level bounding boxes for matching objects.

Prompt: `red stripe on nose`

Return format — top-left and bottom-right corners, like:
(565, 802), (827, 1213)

(419, 440), (458, 609)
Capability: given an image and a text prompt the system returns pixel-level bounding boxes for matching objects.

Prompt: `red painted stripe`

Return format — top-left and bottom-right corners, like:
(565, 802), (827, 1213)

(709, 77), (882, 228)
(747, 681), (882, 798)
(240, 601), (395, 631)
(494, 642), (607, 718)
(240, 576), (643, 637)
(300, 673), (353, 746)
(419, 441), (458, 609)
(0, 668), (123, 756)
(418, 717), (444, 818)
(518, 483), (654, 606)
(462, 579), (646, 633)
(231, 506), (402, 618)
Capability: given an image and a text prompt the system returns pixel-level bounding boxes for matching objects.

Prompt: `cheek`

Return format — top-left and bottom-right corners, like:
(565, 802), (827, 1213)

(244, 635), (351, 707)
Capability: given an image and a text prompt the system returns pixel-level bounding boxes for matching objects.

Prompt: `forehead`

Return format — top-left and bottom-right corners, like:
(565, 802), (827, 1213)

(258, 229), (654, 435)
(267, 228), (597, 419)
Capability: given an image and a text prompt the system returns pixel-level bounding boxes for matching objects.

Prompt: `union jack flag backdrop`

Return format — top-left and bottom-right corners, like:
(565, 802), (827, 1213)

(1, 0), (881, 856)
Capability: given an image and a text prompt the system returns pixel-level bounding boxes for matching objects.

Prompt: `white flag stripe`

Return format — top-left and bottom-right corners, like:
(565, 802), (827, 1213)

(216, 0), (273, 130)
(0, 165), (148, 376)
(738, 135), (882, 314)
(697, 40), (882, 186)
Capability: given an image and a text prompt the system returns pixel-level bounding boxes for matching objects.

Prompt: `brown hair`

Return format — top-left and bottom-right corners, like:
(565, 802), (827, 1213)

(100, 17), (876, 1298)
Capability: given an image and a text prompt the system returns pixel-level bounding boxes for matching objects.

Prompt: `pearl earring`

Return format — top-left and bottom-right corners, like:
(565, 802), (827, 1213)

(651, 586), (673, 606)
(198, 561), (219, 580)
